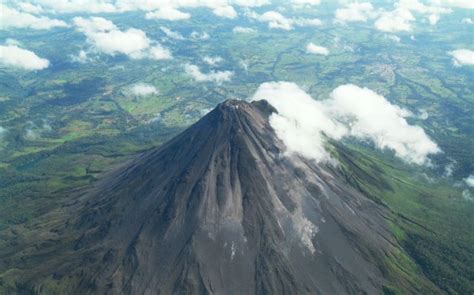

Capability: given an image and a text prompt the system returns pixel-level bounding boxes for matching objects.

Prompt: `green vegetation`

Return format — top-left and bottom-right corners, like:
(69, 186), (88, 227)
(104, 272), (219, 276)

(333, 143), (474, 294)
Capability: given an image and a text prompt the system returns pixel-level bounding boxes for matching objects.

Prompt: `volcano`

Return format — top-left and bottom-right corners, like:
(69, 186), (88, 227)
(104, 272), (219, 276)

(9, 100), (401, 294)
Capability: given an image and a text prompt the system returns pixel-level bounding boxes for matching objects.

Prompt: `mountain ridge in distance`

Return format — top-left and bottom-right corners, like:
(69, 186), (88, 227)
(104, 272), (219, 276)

(1, 99), (439, 294)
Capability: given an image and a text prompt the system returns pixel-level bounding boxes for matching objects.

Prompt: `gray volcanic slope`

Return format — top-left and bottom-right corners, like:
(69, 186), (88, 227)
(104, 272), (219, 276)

(34, 100), (395, 294)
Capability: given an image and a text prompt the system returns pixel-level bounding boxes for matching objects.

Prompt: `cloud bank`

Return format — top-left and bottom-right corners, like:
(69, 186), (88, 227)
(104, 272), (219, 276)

(449, 49), (474, 66)
(73, 17), (172, 60)
(252, 82), (440, 165)
(185, 64), (233, 84)
(0, 44), (49, 70)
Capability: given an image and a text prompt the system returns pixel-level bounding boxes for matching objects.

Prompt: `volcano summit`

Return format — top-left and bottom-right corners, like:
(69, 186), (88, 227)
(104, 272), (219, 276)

(3, 100), (426, 294)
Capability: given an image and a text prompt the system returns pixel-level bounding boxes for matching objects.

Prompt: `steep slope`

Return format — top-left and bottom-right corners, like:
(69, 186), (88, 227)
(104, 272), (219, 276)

(2, 100), (417, 294)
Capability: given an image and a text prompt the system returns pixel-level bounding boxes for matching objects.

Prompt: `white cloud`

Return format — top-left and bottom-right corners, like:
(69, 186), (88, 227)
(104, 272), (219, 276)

(429, 14), (440, 24)
(203, 56), (223, 66)
(249, 10), (321, 30)
(73, 17), (172, 60)
(251, 82), (440, 165)
(31, 0), (269, 13)
(17, 2), (44, 14)
(386, 34), (401, 42)
(5, 39), (22, 46)
(375, 8), (415, 32)
(252, 82), (346, 162)
(465, 175), (474, 187)
(70, 50), (90, 63)
(335, 2), (376, 23)
(293, 18), (323, 27)
(418, 109), (429, 120)
(160, 26), (185, 40)
(30, 0), (118, 13)
(326, 84), (440, 165)
(0, 45), (49, 70)
(373, 0), (452, 31)
(291, 0), (321, 5)
(306, 43), (329, 55)
(0, 4), (67, 30)
(462, 189), (473, 201)
(449, 49), (474, 66)
(146, 6), (191, 21)
(232, 0), (270, 7)
(148, 45), (173, 60)
(462, 17), (473, 24)
(23, 120), (52, 140)
(185, 64), (233, 84)
(233, 26), (257, 33)
(190, 31), (210, 40)
(213, 5), (238, 19)
(253, 10), (294, 30)
(431, 0), (474, 9)
(128, 83), (158, 96)
(88, 29), (150, 56)
(398, 0), (451, 14)
(0, 126), (7, 138)
(73, 16), (117, 32)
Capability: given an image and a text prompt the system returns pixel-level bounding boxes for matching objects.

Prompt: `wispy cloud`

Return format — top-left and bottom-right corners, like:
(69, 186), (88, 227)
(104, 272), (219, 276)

(185, 64), (233, 84)
(160, 26), (185, 40)
(203, 56), (223, 66)
(190, 31), (210, 40)
(248, 10), (322, 30)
